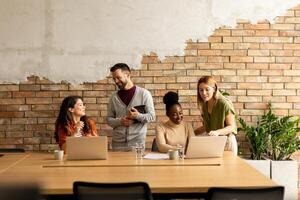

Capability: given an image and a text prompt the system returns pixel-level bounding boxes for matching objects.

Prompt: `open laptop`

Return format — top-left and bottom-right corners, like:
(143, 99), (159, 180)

(185, 136), (227, 159)
(66, 136), (108, 160)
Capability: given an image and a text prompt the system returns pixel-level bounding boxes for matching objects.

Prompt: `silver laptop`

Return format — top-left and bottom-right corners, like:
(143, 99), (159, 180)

(66, 136), (108, 160)
(185, 136), (227, 159)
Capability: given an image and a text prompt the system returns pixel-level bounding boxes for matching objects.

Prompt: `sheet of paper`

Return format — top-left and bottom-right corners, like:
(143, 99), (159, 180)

(143, 153), (169, 160)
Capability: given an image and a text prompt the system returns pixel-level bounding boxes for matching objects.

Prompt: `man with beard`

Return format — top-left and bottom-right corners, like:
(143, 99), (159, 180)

(107, 63), (156, 151)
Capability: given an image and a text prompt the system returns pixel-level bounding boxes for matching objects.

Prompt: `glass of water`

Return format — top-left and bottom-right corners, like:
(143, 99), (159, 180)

(177, 144), (184, 159)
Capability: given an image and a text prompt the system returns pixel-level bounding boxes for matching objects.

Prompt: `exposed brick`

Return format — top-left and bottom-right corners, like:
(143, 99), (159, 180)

(230, 56), (253, 63)
(211, 43), (233, 49)
(247, 90), (272, 96)
(148, 63), (173, 70)
(240, 109), (265, 115)
(254, 56), (275, 63)
(244, 23), (270, 30)
(270, 24), (295, 30)
(262, 83), (284, 89)
(184, 56), (207, 63)
(141, 56), (159, 64)
(287, 96), (300, 102)
(163, 70), (186, 76)
(212, 70), (236, 76)
(238, 83), (261, 89)
(187, 70), (211, 76)
(144, 84), (166, 90)
(221, 50), (247, 56)
(207, 56), (229, 63)
(280, 30), (300, 36)
(276, 57), (300, 63)
(245, 76), (268, 82)
(208, 36), (222, 42)
(83, 91), (106, 97)
(223, 37), (242, 43)
(0, 98), (25, 105)
(26, 98), (52, 104)
(184, 50), (197, 56)
(237, 70), (260, 76)
(248, 50), (269, 56)
(273, 90), (296, 96)
(20, 85), (40, 91)
(176, 76), (200, 83)
(245, 103), (268, 109)
(198, 50), (221, 56)
(185, 42), (210, 50)
(41, 85), (68, 91)
(270, 50), (293, 56)
(260, 43), (283, 49)
(222, 76), (244, 82)
(59, 91), (83, 97)
(269, 63), (291, 69)
(234, 43), (259, 49)
(284, 70), (300, 76)
(244, 37), (269, 43)
(173, 63), (196, 69)
(197, 63), (223, 69)
(224, 63), (245, 69)
(269, 76), (292, 82)
(153, 77), (176, 83)
(93, 84), (115, 90)
(167, 84), (189, 90)
(0, 85), (19, 91)
(212, 29), (231, 36)
(255, 30), (278, 36)
(69, 84), (93, 91)
(35, 91), (59, 97)
(261, 70), (283, 75)
(0, 92), (11, 98)
(163, 56), (184, 63)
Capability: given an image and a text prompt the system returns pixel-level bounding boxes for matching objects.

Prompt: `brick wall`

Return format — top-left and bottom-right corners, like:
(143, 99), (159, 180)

(1, 5), (300, 155)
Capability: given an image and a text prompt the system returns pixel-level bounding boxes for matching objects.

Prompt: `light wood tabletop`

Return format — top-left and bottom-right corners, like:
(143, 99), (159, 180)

(0, 151), (276, 195)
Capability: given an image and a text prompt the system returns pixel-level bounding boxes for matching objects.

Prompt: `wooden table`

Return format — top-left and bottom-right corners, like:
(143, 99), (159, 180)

(0, 152), (276, 198)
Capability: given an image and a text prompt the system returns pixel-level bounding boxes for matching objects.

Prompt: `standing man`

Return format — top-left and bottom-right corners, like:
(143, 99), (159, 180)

(107, 63), (156, 151)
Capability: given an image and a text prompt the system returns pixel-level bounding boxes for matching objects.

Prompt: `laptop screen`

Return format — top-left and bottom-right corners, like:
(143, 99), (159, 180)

(185, 136), (227, 159)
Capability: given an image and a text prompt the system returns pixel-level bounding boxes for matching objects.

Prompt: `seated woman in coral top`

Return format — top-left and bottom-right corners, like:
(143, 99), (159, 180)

(54, 96), (98, 151)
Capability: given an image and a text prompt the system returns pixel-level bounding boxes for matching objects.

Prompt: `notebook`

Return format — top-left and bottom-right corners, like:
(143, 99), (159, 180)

(66, 136), (108, 160)
(185, 136), (227, 159)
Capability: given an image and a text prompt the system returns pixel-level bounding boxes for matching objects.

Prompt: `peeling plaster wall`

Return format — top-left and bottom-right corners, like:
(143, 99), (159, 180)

(0, 0), (299, 84)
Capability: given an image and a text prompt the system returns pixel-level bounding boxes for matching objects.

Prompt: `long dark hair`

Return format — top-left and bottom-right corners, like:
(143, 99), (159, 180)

(163, 91), (181, 116)
(54, 96), (90, 142)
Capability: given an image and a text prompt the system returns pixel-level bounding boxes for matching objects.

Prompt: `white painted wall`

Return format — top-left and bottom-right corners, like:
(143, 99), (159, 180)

(0, 0), (299, 84)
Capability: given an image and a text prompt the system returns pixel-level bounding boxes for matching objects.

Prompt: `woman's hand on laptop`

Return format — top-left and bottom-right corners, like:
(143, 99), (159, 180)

(208, 130), (220, 136)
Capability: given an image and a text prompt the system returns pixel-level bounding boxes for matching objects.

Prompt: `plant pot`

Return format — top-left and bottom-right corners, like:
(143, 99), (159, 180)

(244, 159), (271, 178)
(271, 160), (298, 200)
(243, 159), (298, 200)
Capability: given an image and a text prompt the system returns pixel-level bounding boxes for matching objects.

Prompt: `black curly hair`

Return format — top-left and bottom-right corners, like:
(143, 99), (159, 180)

(163, 91), (181, 116)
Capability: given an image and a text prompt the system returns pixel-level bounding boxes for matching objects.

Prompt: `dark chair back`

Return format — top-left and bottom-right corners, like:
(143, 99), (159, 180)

(73, 181), (153, 200)
(0, 184), (40, 200)
(206, 186), (284, 200)
(151, 138), (158, 152)
(0, 148), (25, 153)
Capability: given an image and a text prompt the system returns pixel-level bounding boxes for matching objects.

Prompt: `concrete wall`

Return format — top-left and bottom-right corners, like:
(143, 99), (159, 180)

(0, 0), (299, 84)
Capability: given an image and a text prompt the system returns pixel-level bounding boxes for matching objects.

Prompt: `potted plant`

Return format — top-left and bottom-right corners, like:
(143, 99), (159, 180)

(239, 103), (300, 200)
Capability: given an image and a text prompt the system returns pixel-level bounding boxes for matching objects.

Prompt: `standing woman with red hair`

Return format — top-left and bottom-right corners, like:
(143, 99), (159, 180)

(195, 76), (238, 155)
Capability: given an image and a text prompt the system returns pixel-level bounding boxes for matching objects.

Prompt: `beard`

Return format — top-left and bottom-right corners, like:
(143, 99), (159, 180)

(116, 80), (128, 90)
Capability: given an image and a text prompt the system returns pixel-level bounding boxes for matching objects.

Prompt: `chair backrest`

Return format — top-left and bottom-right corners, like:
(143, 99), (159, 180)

(73, 181), (153, 200)
(0, 184), (40, 200)
(206, 186), (284, 200)
(151, 138), (158, 152)
(0, 148), (25, 153)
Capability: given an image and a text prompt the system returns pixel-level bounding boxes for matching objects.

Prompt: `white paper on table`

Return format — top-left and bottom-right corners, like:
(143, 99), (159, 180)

(143, 153), (169, 160)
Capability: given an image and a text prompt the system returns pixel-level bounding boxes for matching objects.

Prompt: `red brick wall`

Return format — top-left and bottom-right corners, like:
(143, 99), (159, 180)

(1, 5), (300, 153)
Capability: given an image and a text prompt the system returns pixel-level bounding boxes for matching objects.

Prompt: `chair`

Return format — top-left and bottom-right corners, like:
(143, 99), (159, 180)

(151, 138), (158, 152)
(206, 186), (284, 200)
(0, 148), (25, 153)
(0, 184), (40, 200)
(73, 181), (154, 200)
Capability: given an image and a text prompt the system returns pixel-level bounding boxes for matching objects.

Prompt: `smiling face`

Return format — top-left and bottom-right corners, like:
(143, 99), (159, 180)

(112, 69), (130, 90)
(69, 98), (86, 117)
(167, 104), (183, 124)
(198, 83), (215, 102)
